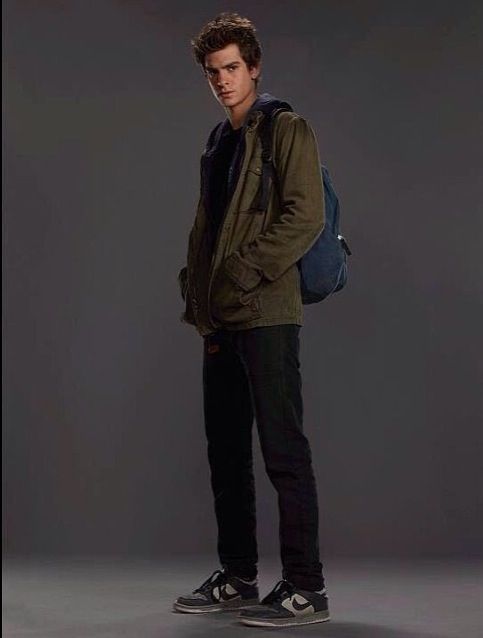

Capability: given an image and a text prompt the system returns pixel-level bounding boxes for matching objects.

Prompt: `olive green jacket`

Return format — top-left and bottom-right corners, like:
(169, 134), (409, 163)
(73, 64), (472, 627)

(177, 104), (325, 337)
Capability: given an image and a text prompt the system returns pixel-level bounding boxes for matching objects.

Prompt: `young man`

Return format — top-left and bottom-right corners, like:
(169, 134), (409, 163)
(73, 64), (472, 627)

(174, 13), (330, 628)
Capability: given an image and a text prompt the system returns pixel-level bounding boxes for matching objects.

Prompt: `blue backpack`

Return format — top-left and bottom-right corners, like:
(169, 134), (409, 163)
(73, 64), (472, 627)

(254, 107), (352, 304)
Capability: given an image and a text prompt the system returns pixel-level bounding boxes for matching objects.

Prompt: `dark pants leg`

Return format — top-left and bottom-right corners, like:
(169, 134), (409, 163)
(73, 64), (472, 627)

(202, 324), (324, 591)
(202, 328), (258, 580)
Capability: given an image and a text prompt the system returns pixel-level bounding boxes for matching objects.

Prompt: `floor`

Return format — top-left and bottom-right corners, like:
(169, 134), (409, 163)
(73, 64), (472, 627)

(3, 555), (482, 637)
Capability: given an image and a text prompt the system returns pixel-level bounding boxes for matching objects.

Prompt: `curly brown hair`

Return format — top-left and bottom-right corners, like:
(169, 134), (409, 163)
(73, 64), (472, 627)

(191, 12), (262, 89)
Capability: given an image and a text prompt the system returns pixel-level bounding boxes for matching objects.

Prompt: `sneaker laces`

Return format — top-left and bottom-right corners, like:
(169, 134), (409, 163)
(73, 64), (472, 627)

(193, 569), (228, 595)
(261, 579), (296, 605)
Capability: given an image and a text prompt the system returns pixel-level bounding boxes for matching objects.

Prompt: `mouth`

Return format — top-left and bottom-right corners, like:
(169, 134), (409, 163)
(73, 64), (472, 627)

(219, 91), (234, 97)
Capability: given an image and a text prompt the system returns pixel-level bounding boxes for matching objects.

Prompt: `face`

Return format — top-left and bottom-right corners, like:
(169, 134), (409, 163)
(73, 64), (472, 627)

(204, 43), (260, 111)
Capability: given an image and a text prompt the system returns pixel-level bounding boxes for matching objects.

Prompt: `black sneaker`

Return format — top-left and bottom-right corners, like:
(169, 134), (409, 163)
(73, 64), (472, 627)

(173, 568), (260, 613)
(238, 578), (330, 627)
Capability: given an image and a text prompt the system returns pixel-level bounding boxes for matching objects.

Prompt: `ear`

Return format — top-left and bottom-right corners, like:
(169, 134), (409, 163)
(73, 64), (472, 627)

(249, 62), (261, 80)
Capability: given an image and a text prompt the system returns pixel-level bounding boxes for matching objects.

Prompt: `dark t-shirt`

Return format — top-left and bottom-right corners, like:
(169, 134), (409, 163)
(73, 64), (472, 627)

(207, 125), (242, 253)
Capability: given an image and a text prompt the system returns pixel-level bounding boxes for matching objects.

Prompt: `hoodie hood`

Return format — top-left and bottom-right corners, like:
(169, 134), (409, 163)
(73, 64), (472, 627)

(218, 92), (293, 138)
(246, 92), (294, 118)
(207, 92), (294, 151)
(215, 93), (293, 143)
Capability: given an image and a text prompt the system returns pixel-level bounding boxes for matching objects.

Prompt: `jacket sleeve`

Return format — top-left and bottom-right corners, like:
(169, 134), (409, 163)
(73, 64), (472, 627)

(177, 265), (187, 301)
(222, 113), (325, 291)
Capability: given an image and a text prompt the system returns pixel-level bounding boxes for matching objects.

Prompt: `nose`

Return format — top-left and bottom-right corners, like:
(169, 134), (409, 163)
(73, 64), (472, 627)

(216, 70), (230, 88)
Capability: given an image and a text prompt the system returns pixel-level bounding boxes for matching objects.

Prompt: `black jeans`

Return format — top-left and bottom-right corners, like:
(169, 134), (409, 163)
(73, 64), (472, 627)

(202, 324), (325, 591)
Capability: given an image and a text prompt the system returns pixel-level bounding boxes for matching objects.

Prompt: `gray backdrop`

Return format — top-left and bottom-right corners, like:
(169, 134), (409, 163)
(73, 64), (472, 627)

(4, 0), (482, 559)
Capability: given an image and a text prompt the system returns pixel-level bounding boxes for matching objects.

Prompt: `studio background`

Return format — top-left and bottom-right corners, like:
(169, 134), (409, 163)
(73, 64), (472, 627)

(4, 0), (482, 561)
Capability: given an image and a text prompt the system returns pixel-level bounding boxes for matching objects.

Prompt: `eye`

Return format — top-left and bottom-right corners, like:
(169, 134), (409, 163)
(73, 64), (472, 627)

(206, 65), (237, 77)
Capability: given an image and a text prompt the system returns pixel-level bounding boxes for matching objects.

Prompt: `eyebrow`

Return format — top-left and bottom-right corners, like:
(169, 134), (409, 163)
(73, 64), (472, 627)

(204, 61), (240, 72)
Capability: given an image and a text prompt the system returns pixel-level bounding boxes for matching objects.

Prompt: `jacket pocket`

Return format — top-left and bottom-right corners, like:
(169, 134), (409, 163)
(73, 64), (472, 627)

(210, 261), (263, 324)
(238, 163), (264, 213)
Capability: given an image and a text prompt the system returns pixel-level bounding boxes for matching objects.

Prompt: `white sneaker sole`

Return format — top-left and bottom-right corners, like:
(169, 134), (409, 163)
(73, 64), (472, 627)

(173, 597), (260, 614)
(238, 610), (330, 627)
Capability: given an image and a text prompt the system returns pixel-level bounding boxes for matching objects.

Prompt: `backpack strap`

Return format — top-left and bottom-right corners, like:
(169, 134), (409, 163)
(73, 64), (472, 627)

(252, 107), (291, 212)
